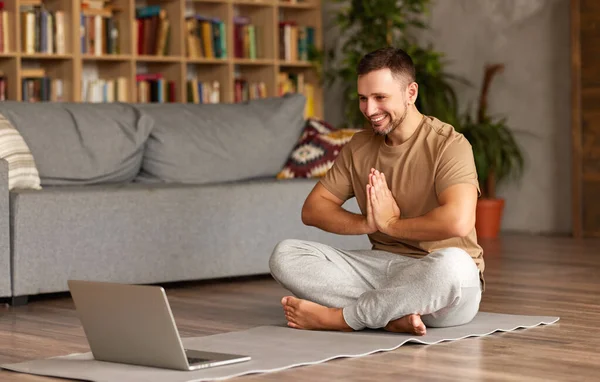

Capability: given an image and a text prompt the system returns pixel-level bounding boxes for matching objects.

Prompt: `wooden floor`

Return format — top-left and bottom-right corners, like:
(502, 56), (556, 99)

(0, 234), (599, 381)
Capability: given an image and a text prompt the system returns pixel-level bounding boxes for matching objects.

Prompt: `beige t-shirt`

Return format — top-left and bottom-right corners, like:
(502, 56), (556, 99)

(320, 115), (485, 282)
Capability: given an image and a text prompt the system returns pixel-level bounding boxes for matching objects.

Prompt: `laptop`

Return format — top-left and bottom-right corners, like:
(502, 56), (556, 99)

(67, 280), (251, 371)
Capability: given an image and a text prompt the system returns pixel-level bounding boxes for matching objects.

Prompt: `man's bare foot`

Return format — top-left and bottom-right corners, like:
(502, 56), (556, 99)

(281, 296), (353, 332)
(384, 314), (427, 336)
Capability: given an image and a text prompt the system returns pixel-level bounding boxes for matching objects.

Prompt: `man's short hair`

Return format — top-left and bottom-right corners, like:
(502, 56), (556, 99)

(356, 47), (416, 86)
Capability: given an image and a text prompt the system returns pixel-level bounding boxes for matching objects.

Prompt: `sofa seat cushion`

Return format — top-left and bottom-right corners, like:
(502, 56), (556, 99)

(0, 102), (153, 186)
(9, 178), (369, 296)
(134, 93), (306, 184)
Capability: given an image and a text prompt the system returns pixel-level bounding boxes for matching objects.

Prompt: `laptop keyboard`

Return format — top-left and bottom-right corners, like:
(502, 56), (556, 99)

(187, 357), (209, 365)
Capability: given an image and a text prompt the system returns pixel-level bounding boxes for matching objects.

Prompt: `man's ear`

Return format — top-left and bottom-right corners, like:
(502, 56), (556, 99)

(407, 82), (418, 104)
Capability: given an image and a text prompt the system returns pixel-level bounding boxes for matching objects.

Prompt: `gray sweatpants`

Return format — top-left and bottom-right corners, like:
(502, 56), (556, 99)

(269, 239), (482, 330)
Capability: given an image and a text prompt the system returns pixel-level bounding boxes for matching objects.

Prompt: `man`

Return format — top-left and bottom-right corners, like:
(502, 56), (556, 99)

(269, 47), (484, 336)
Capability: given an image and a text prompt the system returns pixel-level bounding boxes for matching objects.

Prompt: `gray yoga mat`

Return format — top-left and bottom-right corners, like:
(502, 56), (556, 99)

(2, 312), (559, 382)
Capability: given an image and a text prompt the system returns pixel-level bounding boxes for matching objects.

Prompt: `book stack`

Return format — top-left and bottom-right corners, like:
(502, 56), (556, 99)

(135, 5), (170, 56)
(187, 80), (220, 104)
(234, 78), (267, 102)
(278, 72), (315, 118)
(80, 0), (120, 55)
(0, 71), (6, 101)
(185, 15), (227, 59)
(136, 73), (176, 103)
(0, 2), (9, 53)
(82, 77), (128, 102)
(279, 22), (315, 61)
(234, 16), (260, 59)
(20, 2), (66, 54)
(21, 68), (64, 102)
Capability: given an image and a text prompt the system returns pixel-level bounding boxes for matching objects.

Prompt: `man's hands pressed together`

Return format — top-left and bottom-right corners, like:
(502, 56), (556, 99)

(366, 168), (401, 235)
(364, 180), (378, 234)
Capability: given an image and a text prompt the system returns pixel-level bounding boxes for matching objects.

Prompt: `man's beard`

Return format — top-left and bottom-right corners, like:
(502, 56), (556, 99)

(371, 106), (409, 136)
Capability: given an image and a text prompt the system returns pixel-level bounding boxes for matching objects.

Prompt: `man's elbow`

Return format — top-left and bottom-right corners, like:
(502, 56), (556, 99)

(450, 215), (475, 238)
(301, 203), (315, 226)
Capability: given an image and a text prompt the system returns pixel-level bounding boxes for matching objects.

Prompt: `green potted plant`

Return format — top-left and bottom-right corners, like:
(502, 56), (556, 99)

(325, 0), (463, 128)
(458, 64), (525, 239)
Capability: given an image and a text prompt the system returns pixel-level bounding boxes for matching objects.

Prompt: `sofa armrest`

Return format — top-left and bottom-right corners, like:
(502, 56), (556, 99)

(0, 158), (10, 297)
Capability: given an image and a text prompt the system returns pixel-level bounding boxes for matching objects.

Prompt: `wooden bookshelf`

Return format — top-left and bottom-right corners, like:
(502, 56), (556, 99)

(0, 0), (323, 118)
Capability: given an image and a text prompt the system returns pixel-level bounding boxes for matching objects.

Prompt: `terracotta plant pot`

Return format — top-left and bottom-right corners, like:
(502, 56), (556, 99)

(475, 198), (505, 239)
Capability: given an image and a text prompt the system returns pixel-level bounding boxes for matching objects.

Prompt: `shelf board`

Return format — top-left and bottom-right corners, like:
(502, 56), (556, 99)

(234, 58), (275, 65)
(278, 2), (318, 9)
(21, 53), (73, 60)
(0, 53), (17, 58)
(187, 57), (230, 64)
(188, 0), (278, 3)
(20, 0), (43, 5)
(278, 60), (314, 67)
(135, 55), (183, 63)
(233, 0), (274, 7)
(188, 0), (232, 3)
(82, 54), (133, 61)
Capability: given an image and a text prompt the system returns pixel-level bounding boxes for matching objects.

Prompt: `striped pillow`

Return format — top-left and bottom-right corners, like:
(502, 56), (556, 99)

(0, 113), (41, 190)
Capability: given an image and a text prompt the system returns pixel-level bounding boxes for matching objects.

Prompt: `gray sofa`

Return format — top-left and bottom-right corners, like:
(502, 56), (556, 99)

(0, 94), (370, 304)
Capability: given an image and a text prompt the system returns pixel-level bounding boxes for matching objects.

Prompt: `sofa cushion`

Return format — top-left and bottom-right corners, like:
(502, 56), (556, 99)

(277, 118), (361, 179)
(0, 113), (41, 190)
(134, 93), (306, 184)
(0, 102), (153, 185)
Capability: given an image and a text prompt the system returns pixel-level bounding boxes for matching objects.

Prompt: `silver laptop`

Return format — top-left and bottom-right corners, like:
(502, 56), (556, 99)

(68, 280), (251, 371)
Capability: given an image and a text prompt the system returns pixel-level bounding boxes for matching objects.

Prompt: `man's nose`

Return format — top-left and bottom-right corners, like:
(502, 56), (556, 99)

(365, 101), (378, 116)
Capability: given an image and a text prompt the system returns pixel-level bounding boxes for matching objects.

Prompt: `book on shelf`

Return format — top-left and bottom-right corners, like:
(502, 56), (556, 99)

(278, 72), (315, 118)
(80, 0), (120, 55)
(135, 5), (170, 56)
(185, 14), (227, 59)
(279, 21), (315, 61)
(234, 78), (267, 103)
(136, 73), (175, 103)
(0, 71), (6, 101)
(82, 77), (128, 102)
(0, 2), (9, 53)
(21, 68), (64, 102)
(234, 16), (261, 59)
(20, 3), (66, 54)
(187, 80), (220, 104)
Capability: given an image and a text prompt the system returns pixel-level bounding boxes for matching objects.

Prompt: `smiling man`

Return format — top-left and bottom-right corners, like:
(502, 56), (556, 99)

(269, 47), (485, 335)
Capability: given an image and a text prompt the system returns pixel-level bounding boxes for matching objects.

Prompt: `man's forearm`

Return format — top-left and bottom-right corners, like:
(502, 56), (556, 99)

(302, 205), (371, 235)
(383, 205), (470, 241)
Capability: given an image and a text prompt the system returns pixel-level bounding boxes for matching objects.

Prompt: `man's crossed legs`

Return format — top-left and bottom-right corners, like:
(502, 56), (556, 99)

(269, 239), (481, 335)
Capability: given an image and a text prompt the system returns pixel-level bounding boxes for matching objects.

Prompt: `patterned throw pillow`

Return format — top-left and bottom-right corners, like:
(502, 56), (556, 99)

(277, 119), (361, 179)
(0, 113), (41, 190)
